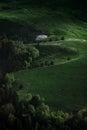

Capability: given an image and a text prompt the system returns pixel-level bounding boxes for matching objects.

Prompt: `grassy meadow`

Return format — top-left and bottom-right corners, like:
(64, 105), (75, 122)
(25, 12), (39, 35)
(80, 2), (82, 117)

(15, 40), (87, 111)
(0, 2), (87, 111)
(0, 4), (87, 40)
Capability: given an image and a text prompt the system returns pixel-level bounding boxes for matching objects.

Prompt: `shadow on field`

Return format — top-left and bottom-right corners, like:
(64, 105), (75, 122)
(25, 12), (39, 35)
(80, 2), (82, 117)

(0, 19), (43, 42)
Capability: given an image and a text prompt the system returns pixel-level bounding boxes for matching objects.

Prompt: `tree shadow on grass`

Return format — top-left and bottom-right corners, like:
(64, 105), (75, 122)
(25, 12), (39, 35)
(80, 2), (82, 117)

(0, 19), (43, 43)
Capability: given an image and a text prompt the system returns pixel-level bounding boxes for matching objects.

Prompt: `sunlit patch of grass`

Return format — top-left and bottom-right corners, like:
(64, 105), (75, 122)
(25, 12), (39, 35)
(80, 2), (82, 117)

(0, 8), (87, 39)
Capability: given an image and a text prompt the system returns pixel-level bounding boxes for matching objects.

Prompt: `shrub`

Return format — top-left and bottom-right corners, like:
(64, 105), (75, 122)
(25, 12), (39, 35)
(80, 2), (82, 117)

(45, 60), (49, 66)
(28, 104), (36, 114)
(49, 38), (53, 42)
(50, 61), (54, 65)
(36, 43), (40, 47)
(4, 73), (15, 88)
(24, 60), (31, 69)
(0, 103), (15, 116)
(57, 111), (70, 121)
(26, 93), (32, 101)
(37, 103), (50, 115)
(83, 117), (87, 126)
(30, 95), (41, 108)
(60, 36), (65, 40)
(40, 62), (44, 67)
(48, 35), (58, 41)
(67, 57), (71, 60)
(77, 109), (87, 119)
(19, 84), (24, 90)
(27, 46), (40, 59)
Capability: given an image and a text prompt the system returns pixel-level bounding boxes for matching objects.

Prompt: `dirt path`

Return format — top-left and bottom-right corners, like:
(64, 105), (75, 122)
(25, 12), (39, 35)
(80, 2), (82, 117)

(65, 38), (87, 42)
(29, 38), (86, 67)
(56, 57), (80, 66)
(29, 38), (87, 46)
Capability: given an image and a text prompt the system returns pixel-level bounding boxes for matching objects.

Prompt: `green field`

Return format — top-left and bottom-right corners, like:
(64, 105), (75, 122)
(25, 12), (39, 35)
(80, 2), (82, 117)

(0, 1), (87, 130)
(0, 3), (87, 111)
(15, 40), (87, 111)
(0, 4), (87, 40)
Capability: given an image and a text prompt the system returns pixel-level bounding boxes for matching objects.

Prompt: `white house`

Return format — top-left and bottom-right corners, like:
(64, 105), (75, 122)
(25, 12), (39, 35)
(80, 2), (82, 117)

(35, 35), (48, 42)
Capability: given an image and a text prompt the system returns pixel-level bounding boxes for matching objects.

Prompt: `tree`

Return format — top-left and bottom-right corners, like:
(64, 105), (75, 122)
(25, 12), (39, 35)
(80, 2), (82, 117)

(27, 46), (39, 59)
(30, 95), (41, 108)
(0, 39), (40, 71)
(4, 73), (15, 88)
(0, 103), (15, 116)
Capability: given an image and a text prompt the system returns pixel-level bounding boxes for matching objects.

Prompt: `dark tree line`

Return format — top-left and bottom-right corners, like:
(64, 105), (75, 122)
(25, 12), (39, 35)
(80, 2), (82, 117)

(0, 39), (39, 72)
(0, 73), (87, 130)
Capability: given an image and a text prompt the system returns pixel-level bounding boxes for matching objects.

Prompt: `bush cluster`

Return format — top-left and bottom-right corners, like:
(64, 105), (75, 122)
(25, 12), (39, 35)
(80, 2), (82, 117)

(0, 39), (39, 72)
(32, 60), (54, 68)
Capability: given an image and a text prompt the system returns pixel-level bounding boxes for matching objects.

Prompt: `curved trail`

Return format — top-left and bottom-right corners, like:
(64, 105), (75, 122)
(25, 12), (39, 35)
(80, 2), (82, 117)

(29, 38), (87, 67)
(29, 38), (87, 46)
(65, 38), (87, 42)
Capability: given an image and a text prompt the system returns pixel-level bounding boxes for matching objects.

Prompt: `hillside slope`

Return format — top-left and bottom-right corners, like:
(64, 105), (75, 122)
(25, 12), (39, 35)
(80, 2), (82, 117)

(0, 5), (87, 41)
(15, 40), (87, 110)
(0, 3), (87, 111)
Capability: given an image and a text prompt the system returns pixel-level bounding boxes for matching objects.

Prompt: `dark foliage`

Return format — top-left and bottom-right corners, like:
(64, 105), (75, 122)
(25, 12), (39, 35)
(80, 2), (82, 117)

(0, 39), (39, 72)
(0, 73), (87, 130)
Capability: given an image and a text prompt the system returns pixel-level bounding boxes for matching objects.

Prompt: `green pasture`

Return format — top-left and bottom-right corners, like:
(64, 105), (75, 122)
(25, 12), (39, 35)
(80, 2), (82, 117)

(0, 3), (87, 111)
(0, 6), (87, 40)
(15, 41), (87, 111)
